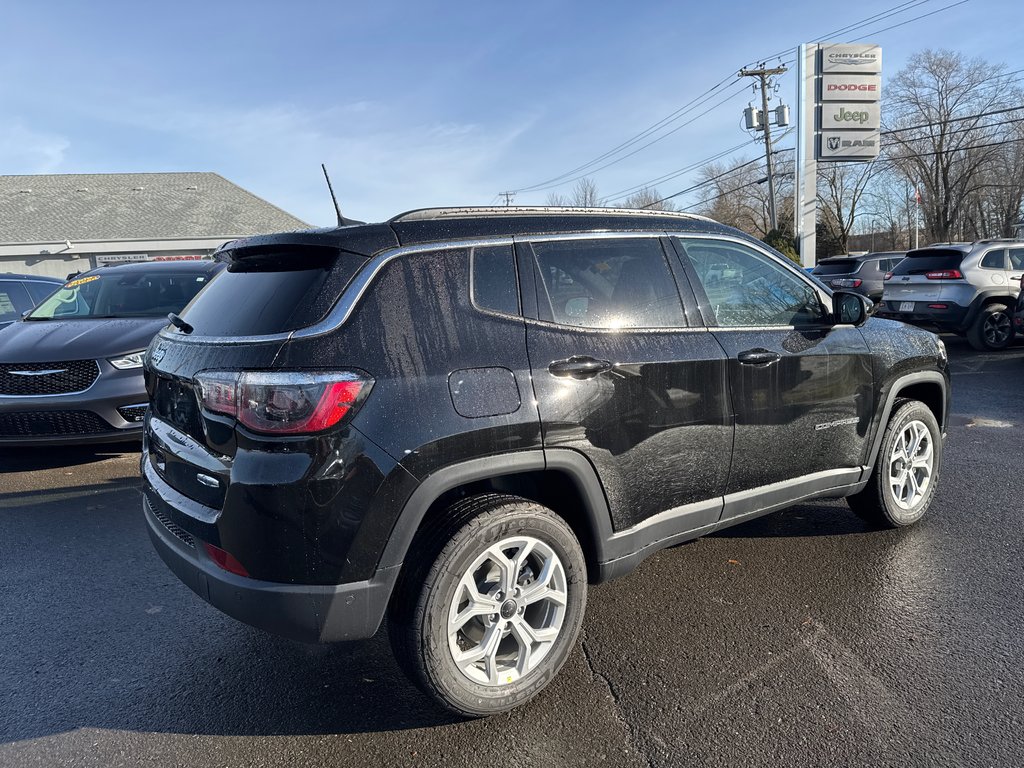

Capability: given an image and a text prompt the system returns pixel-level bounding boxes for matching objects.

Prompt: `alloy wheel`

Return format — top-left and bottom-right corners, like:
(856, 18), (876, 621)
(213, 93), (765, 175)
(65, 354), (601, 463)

(447, 536), (567, 686)
(887, 419), (934, 510)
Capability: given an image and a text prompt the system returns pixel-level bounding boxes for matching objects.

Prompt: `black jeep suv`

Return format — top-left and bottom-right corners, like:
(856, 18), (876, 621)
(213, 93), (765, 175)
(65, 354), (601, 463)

(141, 207), (949, 716)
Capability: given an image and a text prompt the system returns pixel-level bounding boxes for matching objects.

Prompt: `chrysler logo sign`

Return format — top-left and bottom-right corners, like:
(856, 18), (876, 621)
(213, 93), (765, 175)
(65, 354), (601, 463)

(826, 52), (878, 67)
(820, 44), (882, 74)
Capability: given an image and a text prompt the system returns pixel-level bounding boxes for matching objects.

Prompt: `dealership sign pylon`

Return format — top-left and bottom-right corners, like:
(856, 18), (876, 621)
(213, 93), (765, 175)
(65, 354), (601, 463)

(795, 43), (882, 267)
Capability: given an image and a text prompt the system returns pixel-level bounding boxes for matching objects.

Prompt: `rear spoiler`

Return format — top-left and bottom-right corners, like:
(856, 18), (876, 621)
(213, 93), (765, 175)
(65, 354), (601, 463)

(212, 225), (400, 266)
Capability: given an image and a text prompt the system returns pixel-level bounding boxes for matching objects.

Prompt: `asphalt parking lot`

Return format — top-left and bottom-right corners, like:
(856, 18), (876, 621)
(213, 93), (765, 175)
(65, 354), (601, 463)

(1, 337), (1021, 768)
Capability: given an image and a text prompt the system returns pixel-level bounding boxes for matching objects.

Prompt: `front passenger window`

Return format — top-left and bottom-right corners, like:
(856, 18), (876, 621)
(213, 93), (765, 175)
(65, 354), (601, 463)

(675, 238), (826, 328)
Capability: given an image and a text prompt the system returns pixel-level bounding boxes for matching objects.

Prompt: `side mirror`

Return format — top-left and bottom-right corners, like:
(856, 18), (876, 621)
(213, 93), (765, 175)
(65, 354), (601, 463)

(832, 291), (875, 327)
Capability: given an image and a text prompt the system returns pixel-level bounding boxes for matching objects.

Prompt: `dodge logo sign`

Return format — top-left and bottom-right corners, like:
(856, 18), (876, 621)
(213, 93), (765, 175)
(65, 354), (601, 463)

(820, 75), (882, 102)
(827, 136), (841, 151)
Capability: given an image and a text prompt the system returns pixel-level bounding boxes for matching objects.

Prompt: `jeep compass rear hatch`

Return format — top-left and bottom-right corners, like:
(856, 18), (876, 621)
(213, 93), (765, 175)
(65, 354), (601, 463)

(146, 242), (371, 504)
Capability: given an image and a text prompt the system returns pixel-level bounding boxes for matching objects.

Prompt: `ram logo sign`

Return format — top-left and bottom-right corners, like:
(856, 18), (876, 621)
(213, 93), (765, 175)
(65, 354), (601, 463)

(820, 131), (882, 160)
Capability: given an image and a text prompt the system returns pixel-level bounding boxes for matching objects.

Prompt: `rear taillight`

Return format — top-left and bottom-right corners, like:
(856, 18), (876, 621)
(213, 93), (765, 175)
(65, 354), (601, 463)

(883, 272), (893, 281)
(832, 278), (862, 288)
(194, 370), (372, 435)
(925, 269), (963, 280)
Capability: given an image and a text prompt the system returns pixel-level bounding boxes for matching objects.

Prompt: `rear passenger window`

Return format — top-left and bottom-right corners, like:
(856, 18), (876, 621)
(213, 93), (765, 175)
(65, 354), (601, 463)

(472, 245), (519, 316)
(1008, 249), (1024, 270)
(530, 238), (686, 329)
(981, 250), (1007, 269)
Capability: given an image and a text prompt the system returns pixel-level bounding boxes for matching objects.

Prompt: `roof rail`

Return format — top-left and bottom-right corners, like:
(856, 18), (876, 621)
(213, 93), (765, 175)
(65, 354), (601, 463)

(389, 205), (714, 224)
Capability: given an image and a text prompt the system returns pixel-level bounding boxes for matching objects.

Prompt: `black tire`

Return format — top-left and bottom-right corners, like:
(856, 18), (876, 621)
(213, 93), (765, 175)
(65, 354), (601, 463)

(847, 399), (942, 528)
(388, 494), (587, 717)
(967, 302), (1014, 351)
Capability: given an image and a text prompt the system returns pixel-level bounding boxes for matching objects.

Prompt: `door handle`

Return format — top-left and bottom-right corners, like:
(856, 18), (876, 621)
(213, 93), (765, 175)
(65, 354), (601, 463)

(737, 348), (782, 366)
(548, 356), (614, 379)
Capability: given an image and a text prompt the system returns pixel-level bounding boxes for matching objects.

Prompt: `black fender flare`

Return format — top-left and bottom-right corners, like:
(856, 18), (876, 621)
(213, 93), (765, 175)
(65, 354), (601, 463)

(962, 289), (1018, 331)
(377, 448), (614, 571)
(863, 370), (948, 473)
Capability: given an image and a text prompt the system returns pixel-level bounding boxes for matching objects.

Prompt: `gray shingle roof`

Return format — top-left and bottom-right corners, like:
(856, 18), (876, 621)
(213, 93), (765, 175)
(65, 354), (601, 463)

(0, 172), (310, 243)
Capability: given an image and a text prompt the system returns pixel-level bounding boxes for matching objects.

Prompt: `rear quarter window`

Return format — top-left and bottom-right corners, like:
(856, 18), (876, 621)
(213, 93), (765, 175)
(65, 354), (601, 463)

(891, 249), (965, 275)
(179, 251), (365, 336)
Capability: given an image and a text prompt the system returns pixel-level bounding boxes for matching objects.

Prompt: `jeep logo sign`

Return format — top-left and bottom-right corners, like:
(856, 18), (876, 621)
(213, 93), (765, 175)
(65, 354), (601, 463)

(820, 44), (882, 74)
(820, 75), (882, 101)
(821, 102), (881, 130)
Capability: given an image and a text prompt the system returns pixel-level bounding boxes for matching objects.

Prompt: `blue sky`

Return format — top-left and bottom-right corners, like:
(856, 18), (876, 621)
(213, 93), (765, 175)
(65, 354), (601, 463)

(2, 0), (1020, 226)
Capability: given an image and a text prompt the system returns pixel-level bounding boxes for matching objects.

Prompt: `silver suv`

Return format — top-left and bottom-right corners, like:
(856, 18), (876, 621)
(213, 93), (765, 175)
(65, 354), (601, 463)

(878, 240), (1024, 350)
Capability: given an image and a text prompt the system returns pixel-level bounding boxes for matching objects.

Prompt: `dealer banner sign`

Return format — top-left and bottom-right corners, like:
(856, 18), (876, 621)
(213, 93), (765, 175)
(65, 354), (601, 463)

(814, 44), (882, 162)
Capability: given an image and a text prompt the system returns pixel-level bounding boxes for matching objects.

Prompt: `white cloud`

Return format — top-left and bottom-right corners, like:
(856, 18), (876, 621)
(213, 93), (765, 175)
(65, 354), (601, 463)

(113, 97), (538, 224)
(0, 121), (70, 174)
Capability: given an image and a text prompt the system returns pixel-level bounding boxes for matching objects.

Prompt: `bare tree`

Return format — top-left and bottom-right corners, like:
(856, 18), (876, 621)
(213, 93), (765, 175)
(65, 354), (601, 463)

(692, 155), (793, 239)
(816, 160), (880, 253)
(618, 186), (678, 211)
(884, 49), (1022, 241)
(545, 177), (600, 207)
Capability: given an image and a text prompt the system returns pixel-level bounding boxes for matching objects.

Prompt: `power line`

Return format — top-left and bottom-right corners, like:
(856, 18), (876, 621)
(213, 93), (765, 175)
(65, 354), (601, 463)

(850, 0), (970, 41)
(511, 80), (750, 194)
(600, 138), (758, 203)
(882, 104), (1024, 135)
(506, 0), (971, 199)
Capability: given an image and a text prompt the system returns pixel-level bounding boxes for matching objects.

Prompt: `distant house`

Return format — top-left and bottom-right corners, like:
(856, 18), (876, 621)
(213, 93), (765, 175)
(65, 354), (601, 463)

(0, 172), (309, 278)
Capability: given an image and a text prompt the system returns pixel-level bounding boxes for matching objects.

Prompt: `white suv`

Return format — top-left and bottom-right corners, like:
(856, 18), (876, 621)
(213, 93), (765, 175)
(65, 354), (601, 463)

(878, 240), (1024, 350)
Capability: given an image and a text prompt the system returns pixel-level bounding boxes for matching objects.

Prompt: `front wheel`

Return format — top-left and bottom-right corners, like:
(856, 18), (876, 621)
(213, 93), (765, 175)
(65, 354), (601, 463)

(967, 302), (1014, 350)
(847, 399), (942, 528)
(388, 494), (587, 717)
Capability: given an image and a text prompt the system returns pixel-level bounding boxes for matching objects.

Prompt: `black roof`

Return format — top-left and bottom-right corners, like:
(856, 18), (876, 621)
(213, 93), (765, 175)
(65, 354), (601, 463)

(217, 206), (740, 262)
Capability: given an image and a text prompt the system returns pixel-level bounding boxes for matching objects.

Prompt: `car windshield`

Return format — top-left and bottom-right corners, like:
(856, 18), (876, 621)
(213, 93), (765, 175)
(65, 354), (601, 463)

(27, 271), (212, 320)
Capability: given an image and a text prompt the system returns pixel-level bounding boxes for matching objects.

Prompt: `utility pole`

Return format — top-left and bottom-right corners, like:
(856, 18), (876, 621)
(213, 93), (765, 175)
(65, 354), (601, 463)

(740, 64), (788, 232)
(499, 191), (515, 206)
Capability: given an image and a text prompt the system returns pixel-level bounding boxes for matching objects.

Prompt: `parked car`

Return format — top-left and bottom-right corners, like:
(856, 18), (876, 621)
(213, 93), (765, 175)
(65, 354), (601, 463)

(0, 273), (63, 329)
(0, 260), (223, 445)
(877, 240), (1024, 350)
(142, 207), (949, 717)
(811, 251), (904, 302)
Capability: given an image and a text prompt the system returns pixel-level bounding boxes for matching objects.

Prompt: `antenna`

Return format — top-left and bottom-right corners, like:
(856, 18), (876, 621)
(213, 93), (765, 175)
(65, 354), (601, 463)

(321, 164), (344, 226)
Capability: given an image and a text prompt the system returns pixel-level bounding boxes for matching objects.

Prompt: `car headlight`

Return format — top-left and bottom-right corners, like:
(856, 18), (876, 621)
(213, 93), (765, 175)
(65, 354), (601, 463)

(108, 351), (146, 370)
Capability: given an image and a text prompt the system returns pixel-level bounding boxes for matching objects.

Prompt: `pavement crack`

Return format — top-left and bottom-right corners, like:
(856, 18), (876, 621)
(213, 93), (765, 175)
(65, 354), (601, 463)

(580, 629), (654, 768)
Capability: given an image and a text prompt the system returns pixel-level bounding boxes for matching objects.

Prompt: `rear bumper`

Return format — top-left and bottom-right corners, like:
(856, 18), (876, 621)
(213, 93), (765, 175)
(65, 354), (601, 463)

(876, 301), (969, 332)
(142, 460), (398, 643)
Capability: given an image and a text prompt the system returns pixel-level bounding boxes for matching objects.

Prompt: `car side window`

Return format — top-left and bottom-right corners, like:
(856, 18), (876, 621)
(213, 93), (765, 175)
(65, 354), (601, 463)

(530, 238), (686, 329)
(25, 281), (58, 305)
(0, 281), (33, 323)
(980, 249), (1007, 270)
(675, 238), (827, 328)
(472, 245), (520, 316)
(1008, 248), (1024, 271)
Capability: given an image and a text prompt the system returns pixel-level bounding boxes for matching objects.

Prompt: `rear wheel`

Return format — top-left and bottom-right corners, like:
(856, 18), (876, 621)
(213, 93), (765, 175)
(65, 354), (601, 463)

(847, 399), (942, 528)
(388, 494), (587, 717)
(967, 302), (1013, 350)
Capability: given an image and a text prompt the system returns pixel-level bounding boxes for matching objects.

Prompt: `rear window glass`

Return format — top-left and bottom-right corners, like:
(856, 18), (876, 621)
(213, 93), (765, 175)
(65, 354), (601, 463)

(472, 245), (519, 316)
(891, 249), (964, 275)
(180, 252), (365, 336)
(812, 259), (858, 276)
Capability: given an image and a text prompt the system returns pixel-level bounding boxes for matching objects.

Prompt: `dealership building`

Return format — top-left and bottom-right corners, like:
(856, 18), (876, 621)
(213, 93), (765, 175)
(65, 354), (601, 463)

(0, 172), (310, 278)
